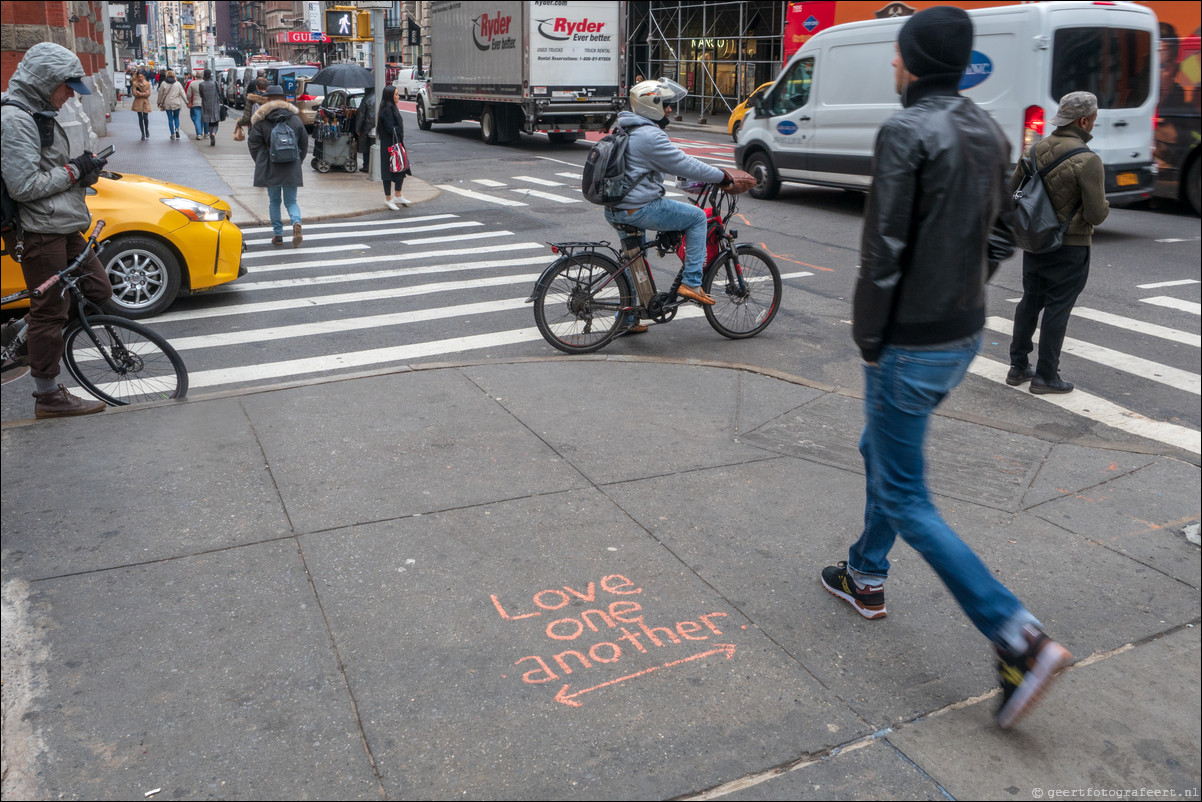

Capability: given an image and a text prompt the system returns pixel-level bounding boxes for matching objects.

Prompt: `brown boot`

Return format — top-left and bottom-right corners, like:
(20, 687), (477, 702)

(33, 384), (105, 419)
(292, 222), (303, 247)
(677, 284), (716, 306)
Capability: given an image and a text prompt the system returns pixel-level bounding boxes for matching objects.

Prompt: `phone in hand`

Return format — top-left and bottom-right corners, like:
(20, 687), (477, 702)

(95, 144), (115, 159)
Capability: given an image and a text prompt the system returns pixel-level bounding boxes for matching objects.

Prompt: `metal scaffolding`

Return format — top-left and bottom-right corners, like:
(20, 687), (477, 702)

(627, 1), (786, 121)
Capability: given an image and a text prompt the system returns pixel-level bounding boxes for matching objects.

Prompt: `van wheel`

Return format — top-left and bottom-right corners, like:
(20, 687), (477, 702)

(1186, 159), (1200, 217)
(746, 152), (780, 200)
(416, 100), (432, 131)
(481, 106), (499, 145)
(730, 120), (742, 142)
(548, 132), (579, 145)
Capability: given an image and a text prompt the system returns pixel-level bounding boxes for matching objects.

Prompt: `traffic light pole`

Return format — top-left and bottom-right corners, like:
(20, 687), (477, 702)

(370, 8), (385, 181)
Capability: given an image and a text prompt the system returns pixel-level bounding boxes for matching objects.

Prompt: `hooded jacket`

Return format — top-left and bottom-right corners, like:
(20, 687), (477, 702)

(610, 110), (725, 209)
(157, 78), (186, 111)
(852, 76), (1016, 363)
(0, 42), (92, 234)
(247, 100), (308, 188)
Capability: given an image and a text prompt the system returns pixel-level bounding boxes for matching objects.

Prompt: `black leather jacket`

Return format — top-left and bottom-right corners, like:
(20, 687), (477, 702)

(853, 77), (1015, 363)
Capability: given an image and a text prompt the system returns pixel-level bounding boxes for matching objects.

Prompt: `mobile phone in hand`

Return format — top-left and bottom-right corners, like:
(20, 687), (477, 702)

(96, 144), (115, 159)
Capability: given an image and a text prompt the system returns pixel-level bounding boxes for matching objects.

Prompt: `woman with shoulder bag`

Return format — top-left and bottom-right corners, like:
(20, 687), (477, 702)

(156, 69), (186, 140)
(131, 71), (152, 139)
(377, 85), (411, 209)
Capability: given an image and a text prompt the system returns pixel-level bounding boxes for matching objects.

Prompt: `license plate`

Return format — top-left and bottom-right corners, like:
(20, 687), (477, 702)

(1116, 172), (1138, 187)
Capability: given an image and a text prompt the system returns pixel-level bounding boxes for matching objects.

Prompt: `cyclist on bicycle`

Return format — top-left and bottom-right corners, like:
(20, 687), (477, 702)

(2, 43), (111, 418)
(605, 78), (754, 326)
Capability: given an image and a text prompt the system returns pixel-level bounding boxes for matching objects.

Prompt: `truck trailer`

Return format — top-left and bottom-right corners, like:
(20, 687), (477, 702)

(418, 1), (627, 145)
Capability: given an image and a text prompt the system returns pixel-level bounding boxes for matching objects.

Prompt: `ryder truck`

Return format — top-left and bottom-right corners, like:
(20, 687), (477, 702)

(417, 1), (626, 145)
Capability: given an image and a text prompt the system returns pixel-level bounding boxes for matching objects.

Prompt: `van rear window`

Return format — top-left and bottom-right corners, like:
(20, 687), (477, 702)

(1052, 27), (1152, 109)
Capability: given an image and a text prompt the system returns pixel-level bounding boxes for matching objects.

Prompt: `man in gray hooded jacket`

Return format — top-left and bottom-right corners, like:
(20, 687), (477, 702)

(1, 42), (112, 418)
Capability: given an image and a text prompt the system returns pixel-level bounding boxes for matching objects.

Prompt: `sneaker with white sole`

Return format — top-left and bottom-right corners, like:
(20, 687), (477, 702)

(396, 196), (412, 206)
(385, 200), (399, 210)
(995, 624), (1072, 729)
(821, 561), (886, 619)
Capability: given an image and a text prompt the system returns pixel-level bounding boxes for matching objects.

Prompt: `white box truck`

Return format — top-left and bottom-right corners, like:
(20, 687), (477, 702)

(418, 0), (626, 144)
(736, 1), (1159, 205)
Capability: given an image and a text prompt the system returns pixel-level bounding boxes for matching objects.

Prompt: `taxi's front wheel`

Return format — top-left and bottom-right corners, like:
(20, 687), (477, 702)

(102, 237), (181, 319)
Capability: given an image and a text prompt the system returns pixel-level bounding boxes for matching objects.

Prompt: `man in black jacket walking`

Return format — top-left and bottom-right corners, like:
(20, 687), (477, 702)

(820, 6), (1071, 730)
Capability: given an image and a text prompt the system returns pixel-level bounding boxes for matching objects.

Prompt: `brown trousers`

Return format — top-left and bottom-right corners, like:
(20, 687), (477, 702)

(17, 231), (112, 379)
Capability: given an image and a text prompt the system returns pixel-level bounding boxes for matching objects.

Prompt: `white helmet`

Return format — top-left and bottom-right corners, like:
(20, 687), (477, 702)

(629, 78), (687, 121)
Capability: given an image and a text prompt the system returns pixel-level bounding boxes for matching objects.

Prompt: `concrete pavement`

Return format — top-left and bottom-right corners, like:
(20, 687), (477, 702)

(1, 104), (1199, 801)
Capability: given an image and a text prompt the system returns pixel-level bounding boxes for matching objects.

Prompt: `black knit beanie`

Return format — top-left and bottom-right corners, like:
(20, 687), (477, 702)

(897, 6), (973, 78)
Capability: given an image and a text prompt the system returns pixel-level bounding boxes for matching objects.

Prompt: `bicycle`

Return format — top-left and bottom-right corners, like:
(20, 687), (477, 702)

(527, 181), (782, 354)
(1, 221), (188, 406)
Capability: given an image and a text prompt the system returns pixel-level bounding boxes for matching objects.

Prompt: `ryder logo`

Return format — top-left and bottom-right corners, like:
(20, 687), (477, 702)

(536, 17), (608, 41)
(472, 11), (513, 51)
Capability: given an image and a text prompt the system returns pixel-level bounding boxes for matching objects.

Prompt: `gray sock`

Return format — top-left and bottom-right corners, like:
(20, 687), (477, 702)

(34, 375), (60, 394)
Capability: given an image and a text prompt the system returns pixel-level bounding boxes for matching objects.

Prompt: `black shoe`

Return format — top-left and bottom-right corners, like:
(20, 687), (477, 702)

(359, 166), (369, 173)
(995, 624), (1072, 729)
(271, 235), (284, 246)
(1006, 365), (1036, 386)
(821, 561), (886, 619)
(1030, 375), (1074, 394)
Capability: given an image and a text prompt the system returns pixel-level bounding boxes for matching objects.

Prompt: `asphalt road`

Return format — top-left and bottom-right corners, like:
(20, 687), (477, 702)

(3, 119), (1199, 460)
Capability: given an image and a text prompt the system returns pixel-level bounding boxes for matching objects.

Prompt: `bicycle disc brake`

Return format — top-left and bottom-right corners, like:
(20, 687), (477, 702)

(645, 291), (678, 324)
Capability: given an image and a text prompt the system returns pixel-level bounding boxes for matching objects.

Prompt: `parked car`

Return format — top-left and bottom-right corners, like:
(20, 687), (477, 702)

(1, 172), (246, 319)
(263, 63), (320, 102)
(392, 66), (426, 99)
(294, 77), (324, 130)
(728, 82), (773, 143)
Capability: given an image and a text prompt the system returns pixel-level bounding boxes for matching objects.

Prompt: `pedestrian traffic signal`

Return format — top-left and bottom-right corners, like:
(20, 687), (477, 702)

(356, 11), (371, 39)
(325, 8), (355, 39)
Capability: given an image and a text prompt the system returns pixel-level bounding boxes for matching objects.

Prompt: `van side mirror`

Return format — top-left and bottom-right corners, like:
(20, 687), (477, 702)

(754, 99), (767, 118)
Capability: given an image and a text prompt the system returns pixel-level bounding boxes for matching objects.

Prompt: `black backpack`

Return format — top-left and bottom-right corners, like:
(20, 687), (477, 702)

(269, 118), (299, 163)
(1011, 146), (1090, 254)
(1, 97), (53, 255)
(581, 122), (648, 206)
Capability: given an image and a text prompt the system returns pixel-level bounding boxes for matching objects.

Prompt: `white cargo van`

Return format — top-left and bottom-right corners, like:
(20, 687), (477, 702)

(735, 1), (1158, 205)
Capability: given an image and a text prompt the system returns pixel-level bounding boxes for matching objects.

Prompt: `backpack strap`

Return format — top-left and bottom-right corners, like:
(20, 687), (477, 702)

(1025, 145), (1090, 224)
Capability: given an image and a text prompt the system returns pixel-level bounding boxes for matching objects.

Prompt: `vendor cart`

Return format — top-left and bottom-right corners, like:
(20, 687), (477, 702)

(311, 106), (359, 173)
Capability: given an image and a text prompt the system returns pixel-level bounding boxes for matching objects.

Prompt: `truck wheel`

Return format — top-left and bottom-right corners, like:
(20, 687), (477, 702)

(417, 100), (432, 131)
(1186, 158), (1201, 217)
(746, 151), (780, 200)
(481, 106), (499, 145)
(548, 132), (579, 145)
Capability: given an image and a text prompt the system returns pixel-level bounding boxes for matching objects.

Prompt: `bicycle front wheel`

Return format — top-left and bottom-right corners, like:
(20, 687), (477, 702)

(532, 254), (634, 354)
(702, 244), (782, 339)
(62, 315), (188, 406)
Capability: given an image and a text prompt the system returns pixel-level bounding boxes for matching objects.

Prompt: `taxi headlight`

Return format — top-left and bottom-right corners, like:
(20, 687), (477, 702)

(161, 197), (227, 222)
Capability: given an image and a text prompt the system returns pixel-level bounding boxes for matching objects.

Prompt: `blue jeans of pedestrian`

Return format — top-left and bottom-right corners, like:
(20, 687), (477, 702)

(190, 106), (204, 137)
(847, 334), (1036, 648)
(605, 197), (708, 287)
(165, 108), (180, 134)
(266, 186), (302, 237)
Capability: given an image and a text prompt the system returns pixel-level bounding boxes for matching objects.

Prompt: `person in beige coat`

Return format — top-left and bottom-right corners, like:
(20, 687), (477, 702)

(131, 71), (152, 140)
(156, 69), (186, 139)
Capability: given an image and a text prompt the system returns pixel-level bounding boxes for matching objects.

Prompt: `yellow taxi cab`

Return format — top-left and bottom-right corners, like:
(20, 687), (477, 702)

(728, 82), (774, 143)
(2, 171), (245, 319)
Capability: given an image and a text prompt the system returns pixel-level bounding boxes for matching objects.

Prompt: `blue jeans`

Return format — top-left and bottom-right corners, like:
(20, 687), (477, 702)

(605, 197), (708, 287)
(266, 186), (301, 236)
(848, 335), (1037, 648)
(190, 106), (204, 137)
(165, 108), (180, 134)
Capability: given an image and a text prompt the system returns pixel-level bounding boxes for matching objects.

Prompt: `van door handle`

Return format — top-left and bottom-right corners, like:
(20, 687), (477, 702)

(1114, 120), (1128, 127)
(798, 115), (811, 122)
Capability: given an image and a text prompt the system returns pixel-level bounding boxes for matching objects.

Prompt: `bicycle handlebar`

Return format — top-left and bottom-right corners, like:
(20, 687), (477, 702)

(30, 219), (107, 299)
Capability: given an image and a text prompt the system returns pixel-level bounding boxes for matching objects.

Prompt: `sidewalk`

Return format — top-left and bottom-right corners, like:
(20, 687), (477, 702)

(2, 102), (1198, 800)
(2, 353), (1199, 800)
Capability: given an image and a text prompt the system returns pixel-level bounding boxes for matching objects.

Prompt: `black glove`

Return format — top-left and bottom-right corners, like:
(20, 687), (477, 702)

(68, 151), (107, 182)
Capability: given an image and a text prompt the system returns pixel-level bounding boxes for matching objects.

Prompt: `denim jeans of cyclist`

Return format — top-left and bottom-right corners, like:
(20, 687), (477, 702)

(267, 186), (302, 237)
(605, 197), (708, 287)
(847, 334), (1036, 648)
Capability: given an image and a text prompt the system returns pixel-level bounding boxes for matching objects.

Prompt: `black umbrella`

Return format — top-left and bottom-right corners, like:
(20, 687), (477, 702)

(309, 63), (374, 89)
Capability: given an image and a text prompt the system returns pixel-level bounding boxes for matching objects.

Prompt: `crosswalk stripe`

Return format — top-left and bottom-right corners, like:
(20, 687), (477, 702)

(1137, 279), (1200, 289)
(472, 178), (506, 187)
(514, 175), (565, 186)
(243, 243), (372, 260)
(240, 214), (457, 235)
(436, 184), (528, 206)
(555, 172), (581, 180)
(154, 258), (550, 323)
(169, 298), (529, 350)
(509, 188), (580, 203)
(969, 355), (1201, 455)
(1142, 296), (1201, 315)
(1068, 307), (1201, 347)
(984, 316), (1200, 395)
(226, 254), (545, 293)
(245, 220), (484, 246)
(226, 242), (544, 279)
(186, 328), (544, 389)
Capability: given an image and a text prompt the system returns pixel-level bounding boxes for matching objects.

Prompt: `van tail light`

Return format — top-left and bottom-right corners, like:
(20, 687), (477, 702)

(1022, 105), (1045, 153)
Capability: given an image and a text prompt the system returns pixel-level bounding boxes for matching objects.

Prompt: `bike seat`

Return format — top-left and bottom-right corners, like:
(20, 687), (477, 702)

(610, 222), (643, 237)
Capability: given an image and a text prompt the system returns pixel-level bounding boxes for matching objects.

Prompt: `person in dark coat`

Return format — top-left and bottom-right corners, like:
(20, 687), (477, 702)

(198, 69), (222, 146)
(355, 89), (376, 173)
(376, 84), (411, 209)
(248, 85), (309, 246)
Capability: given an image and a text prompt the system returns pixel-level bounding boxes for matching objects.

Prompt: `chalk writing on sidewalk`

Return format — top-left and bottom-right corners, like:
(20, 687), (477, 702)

(490, 574), (736, 707)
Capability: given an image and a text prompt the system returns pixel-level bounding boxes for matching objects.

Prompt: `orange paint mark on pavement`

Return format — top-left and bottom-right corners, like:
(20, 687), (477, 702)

(759, 243), (834, 272)
(554, 644), (736, 707)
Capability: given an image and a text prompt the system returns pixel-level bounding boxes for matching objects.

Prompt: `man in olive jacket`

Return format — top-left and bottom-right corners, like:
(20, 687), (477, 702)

(248, 85), (308, 246)
(1006, 91), (1109, 394)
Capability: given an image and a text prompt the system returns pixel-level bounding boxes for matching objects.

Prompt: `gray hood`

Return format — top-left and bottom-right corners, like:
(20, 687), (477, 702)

(4, 42), (86, 112)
